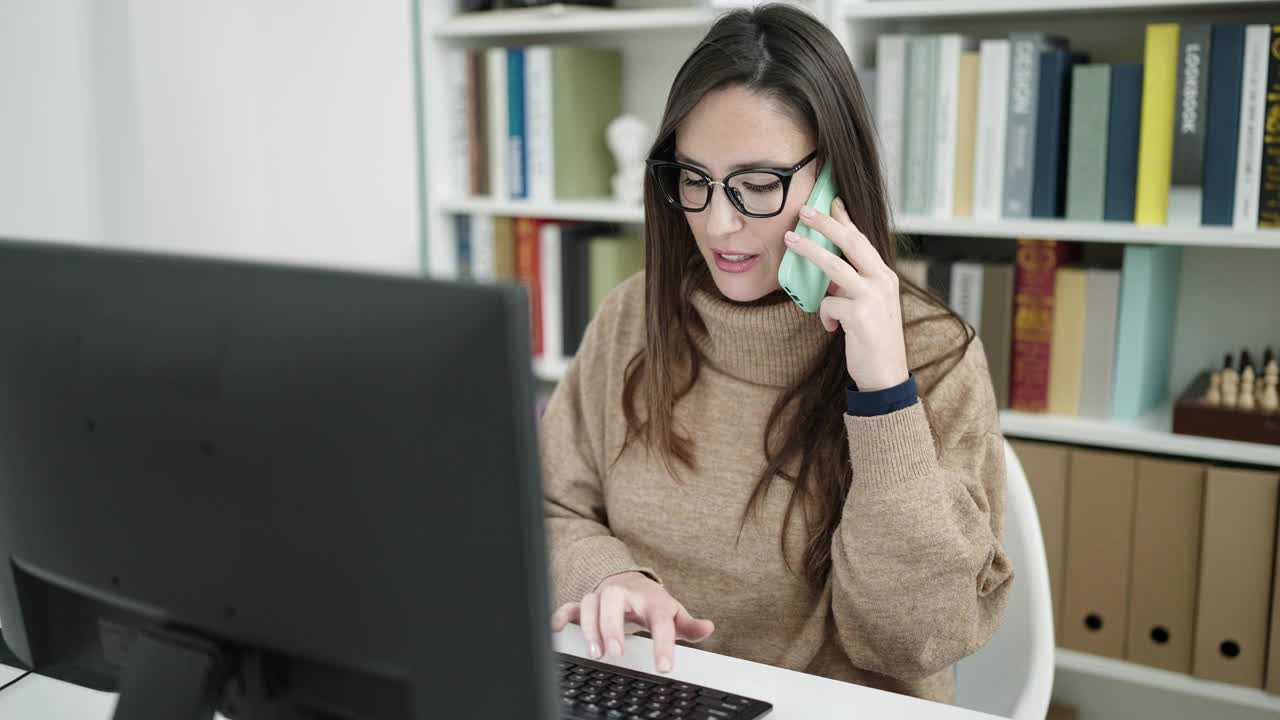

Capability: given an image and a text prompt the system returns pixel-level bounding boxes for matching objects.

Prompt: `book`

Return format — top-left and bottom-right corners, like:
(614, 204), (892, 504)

(539, 222), (563, 361)
(1004, 33), (1068, 219)
(953, 51), (981, 217)
(1234, 25), (1272, 230)
(974, 39), (1011, 220)
(1047, 267), (1088, 416)
(589, 234), (645, 317)
(1201, 24), (1247, 226)
(471, 213), (495, 281)
(1168, 24), (1211, 227)
(875, 34), (908, 215)
(485, 47), (510, 201)
(1258, 24), (1280, 227)
(514, 217), (543, 355)
(904, 35), (939, 216)
(949, 262), (985, 331)
(454, 214), (472, 281)
(561, 223), (616, 356)
(507, 48), (527, 199)
(1079, 268), (1121, 418)
(550, 46), (623, 199)
(1111, 245), (1182, 420)
(980, 264), (1016, 409)
(523, 46), (554, 201)
(467, 50), (489, 196)
(1104, 65), (1144, 222)
(934, 35), (978, 218)
(1135, 23), (1180, 225)
(493, 216), (516, 281)
(1066, 65), (1111, 221)
(450, 50), (473, 196)
(1011, 239), (1080, 413)
(1032, 50), (1086, 218)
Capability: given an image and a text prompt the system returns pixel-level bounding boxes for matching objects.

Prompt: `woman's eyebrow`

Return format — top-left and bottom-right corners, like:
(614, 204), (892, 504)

(674, 152), (790, 171)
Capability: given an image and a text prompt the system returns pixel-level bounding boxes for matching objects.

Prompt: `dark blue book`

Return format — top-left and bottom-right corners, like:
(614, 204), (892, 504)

(1032, 50), (1086, 218)
(1104, 64), (1144, 222)
(1202, 25), (1247, 226)
(454, 214), (472, 280)
(507, 48), (527, 199)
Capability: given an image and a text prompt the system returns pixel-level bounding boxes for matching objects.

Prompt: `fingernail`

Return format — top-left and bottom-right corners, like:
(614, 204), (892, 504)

(608, 640), (623, 657)
(658, 657), (672, 673)
(590, 642), (602, 658)
(784, 231), (799, 245)
(799, 205), (815, 218)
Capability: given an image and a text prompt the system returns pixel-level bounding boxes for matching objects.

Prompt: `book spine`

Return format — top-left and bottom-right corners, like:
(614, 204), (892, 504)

(974, 40), (1010, 220)
(1066, 65), (1111, 221)
(514, 217), (542, 356)
(471, 213), (495, 282)
(903, 35), (937, 215)
(507, 48), (526, 200)
(875, 35), (908, 215)
(954, 51), (981, 218)
(949, 262), (985, 333)
(1011, 239), (1076, 412)
(485, 47), (509, 202)
(1104, 65), (1144, 222)
(1235, 25), (1271, 230)
(524, 46), (553, 202)
(933, 35), (968, 219)
(1168, 24), (1211, 227)
(449, 50), (472, 198)
(1031, 50), (1079, 218)
(1258, 24), (1280, 227)
(1003, 34), (1052, 218)
(539, 223), (563, 362)
(1201, 25), (1246, 226)
(1135, 23), (1180, 225)
(454, 214), (472, 281)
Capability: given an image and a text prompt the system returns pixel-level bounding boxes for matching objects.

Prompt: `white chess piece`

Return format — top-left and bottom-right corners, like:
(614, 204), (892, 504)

(1204, 371), (1222, 406)
(1240, 366), (1257, 410)
(1261, 374), (1279, 412)
(607, 115), (651, 205)
(1266, 359), (1279, 383)
(1223, 367), (1240, 408)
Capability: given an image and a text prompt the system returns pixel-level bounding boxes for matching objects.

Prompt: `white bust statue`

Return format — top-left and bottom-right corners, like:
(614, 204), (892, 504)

(607, 115), (650, 205)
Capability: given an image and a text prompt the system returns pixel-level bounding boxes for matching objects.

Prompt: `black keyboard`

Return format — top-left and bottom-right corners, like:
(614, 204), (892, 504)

(556, 651), (773, 720)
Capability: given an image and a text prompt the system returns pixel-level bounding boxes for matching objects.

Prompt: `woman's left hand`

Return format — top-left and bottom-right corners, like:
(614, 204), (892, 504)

(783, 197), (909, 392)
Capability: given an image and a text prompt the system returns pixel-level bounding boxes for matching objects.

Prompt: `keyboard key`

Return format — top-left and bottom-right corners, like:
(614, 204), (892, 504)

(697, 689), (725, 699)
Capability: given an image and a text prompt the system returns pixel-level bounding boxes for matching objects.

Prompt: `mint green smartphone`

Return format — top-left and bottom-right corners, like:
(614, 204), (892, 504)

(777, 162), (840, 313)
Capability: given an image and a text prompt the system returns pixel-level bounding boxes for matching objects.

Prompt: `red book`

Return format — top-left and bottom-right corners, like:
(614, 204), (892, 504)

(514, 217), (543, 357)
(1010, 239), (1080, 412)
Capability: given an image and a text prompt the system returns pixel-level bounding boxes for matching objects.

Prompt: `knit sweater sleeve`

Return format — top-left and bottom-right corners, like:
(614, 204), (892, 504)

(540, 278), (658, 609)
(829, 331), (1013, 681)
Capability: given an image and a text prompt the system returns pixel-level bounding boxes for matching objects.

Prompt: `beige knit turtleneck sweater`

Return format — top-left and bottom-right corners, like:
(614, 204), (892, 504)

(540, 272), (1012, 705)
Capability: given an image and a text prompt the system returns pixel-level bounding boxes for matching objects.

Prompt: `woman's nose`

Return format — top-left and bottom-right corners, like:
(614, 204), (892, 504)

(705, 185), (744, 237)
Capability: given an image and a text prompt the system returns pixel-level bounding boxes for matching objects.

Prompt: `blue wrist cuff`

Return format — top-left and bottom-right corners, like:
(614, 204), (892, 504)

(846, 375), (919, 417)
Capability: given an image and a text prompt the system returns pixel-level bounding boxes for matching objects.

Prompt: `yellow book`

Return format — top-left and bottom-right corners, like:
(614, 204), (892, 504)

(1134, 23), (1180, 225)
(954, 51), (980, 217)
(1047, 268), (1088, 415)
(493, 216), (515, 281)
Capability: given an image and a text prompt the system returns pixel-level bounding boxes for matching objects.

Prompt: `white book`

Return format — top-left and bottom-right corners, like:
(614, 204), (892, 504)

(973, 39), (1010, 220)
(523, 46), (554, 202)
(485, 47), (509, 202)
(933, 35), (977, 219)
(949, 262), (985, 333)
(471, 213), (496, 282)
(1234, 24), (1270, 231)
(875, 35), (907, 216)
(448, 50), (471, 197)
(539, 223), (563, 362)
(1079, 268), (1120, 418)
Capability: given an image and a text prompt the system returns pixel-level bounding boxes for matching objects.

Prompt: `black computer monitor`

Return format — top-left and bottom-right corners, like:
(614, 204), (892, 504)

(0, 238), (557, 720)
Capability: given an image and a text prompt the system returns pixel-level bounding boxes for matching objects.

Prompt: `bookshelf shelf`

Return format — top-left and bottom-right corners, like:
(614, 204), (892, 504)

(840, 0), (1278, 20)
(437, 197), (645, 224)
(895, 216), (1280, 249)
(1055, 648), (1280, 714)
(533, 355), (572, 383)
(1000, 404), (1280, 466)
(434, 5), (717, 39)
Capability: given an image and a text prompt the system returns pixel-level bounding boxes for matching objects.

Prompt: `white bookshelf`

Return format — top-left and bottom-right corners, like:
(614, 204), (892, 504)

(434, 4), (719, 38)
(840, 0), (1278, 20)
(895, 216), (1280, 249)
(438, 197), (646, 224)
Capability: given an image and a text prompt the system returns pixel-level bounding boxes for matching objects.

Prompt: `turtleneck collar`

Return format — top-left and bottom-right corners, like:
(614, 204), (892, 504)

(687, 280), (833, 388)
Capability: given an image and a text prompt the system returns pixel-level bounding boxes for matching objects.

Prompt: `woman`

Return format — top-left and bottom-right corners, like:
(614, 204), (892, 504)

(542, 3), (1012, 704)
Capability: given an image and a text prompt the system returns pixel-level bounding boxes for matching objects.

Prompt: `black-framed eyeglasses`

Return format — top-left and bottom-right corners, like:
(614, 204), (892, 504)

(646, 151), (818, 219)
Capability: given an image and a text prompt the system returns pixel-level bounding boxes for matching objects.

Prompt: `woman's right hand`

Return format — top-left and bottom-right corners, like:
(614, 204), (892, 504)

(550, 571), (715, 673)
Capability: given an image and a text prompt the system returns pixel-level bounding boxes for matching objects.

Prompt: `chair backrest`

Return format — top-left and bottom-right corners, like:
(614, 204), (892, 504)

(953, 440), (1055, 720)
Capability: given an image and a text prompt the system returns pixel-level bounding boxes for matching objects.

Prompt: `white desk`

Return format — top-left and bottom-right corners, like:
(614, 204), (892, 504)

(0, 627), (1003, 719)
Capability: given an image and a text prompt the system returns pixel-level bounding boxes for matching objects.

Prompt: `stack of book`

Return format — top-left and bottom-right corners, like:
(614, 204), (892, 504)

(454, 216), (643, 360)
(448, 44), (622, 202)
(875, 23), (1280, 230)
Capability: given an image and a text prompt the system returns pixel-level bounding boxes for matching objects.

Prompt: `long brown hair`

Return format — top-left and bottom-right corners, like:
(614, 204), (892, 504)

(620, 4), (974, 589)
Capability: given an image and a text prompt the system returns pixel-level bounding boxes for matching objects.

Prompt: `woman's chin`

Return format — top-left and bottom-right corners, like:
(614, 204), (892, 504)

(708, 269), (782, 304)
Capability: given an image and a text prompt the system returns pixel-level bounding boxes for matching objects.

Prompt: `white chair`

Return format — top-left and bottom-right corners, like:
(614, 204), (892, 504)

(954, 440), (1055, 720)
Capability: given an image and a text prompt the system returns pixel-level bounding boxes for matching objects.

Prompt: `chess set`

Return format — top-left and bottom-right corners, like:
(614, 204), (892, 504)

(1172, 347), (1280, 446)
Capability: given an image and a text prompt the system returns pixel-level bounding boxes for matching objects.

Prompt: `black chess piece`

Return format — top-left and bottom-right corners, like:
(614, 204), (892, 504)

(1224, 352), (1234, 370)
(1241, 348), (1255, 373)
(1265, 347), (1275, 368)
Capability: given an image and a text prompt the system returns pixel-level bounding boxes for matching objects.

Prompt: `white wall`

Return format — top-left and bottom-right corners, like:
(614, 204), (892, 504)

(0, 0), (422, 274)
